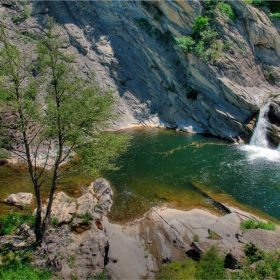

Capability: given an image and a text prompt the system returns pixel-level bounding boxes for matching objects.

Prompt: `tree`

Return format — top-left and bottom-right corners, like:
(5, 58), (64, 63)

(0, 20), (129, 246)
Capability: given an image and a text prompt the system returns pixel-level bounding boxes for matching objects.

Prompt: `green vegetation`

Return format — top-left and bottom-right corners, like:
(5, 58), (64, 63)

(231, 245), (280, 279)
(0, 18), (129, 246)
(156, 247), (225, 280)
(23, 2), (30, 19)
(175, 2), (235, 64)
(208, 230), (220, 240)
(0, 212), (35, 235)
(80, 212), (92, 225)
(136, 18), (173, 49)
(193, 234), (199, 242)
(217, 2), (235, 20)
(157, 245), (280, 280)
(51, 217), (59, 227)
(270, 13), (280, 19)
(0, 250), (52, 280)
(192, 15), (209, 32)
(174, 36), (195, 52)
(241, 219), (276, 231)
(67, 255), (75, 269)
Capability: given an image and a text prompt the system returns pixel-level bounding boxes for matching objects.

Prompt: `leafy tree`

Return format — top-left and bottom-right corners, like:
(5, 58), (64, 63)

(0, 19), (128, 245)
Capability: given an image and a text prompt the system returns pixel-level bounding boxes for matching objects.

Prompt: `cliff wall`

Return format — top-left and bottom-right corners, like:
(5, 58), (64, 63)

(1, 0), (280, 140)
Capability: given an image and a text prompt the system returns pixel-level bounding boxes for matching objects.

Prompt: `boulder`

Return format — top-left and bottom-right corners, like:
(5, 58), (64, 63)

(4, 192), (33, 207)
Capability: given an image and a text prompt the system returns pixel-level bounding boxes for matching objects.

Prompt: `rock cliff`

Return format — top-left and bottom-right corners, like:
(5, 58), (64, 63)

(1, 0), (280, 140)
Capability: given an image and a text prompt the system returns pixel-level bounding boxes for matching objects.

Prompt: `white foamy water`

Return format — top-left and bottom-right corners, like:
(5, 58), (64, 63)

(250, 102), (270, 148)
(240, 145), (280, 162)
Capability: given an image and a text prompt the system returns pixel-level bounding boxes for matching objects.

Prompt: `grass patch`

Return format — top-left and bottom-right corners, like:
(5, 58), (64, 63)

(156, 247), (225, 280)
(193, 234), (199, 242)
(80, 212), (92, 225)
(208, 230), (221, 240)
(0, 250), (52, 280)
(241, 219), (276, 231)
(0, 261), (52, 280)
(0, 212), (35, 235)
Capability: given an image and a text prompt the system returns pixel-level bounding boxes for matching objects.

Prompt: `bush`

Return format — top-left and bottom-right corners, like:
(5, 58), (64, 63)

(192, 15), (209, 32)
(269, 12), (280, 19)
(200, 28), (218, 45)
(195, 41), (206, 58)
(241, 219), (276, 231)
(174, 36), (195, 52)
(218, 2), (235, 20)
(156, 247), (225, 280)
(196, 247), (226, 280)
(0, 212), (35, 235)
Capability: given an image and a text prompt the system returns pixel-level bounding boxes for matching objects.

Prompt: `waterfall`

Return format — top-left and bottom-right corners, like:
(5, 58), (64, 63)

(250, 102), (270, 148)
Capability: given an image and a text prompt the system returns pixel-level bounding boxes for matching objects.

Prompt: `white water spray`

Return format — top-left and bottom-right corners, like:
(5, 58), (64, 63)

(250, 102), (270, 148)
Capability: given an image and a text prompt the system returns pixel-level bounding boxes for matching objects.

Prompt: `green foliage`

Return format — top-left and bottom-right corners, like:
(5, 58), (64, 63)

(67, 255), (75, 268)
(0, 212), (35, 235)
(0, 148), (9, 159)
(218, 2), (235, 20)
(193, 234), (199, 242)
(231, 247), (280, 279)
(0, 260), (52, 280)
(157, 247), (225, 280)
(79, 212), (92, 225)
(208, 230), (220, 240)
(241, 219), (276, 231)
(13, 17), (21, 23)
(270, 12), (280, 19)
(0, 250), (52, 280)
(0, 19), (129, 245)
(174, 36), (195, 53)
(90, 270), (110, 280)
(51, 217), (59, 227)
(196, 247), (226, 280)
(223, 41), (233, 52)
(200, 28), (218, 45)
(195, 41), (205, 58)
(192, 16), (209, 32)
(23, 2), (30, 19)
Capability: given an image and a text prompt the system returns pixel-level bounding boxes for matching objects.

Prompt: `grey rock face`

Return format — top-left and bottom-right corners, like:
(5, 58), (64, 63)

(2, 0), (279, 141)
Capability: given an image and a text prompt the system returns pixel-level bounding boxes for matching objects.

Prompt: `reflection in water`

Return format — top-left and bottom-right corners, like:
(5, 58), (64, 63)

(105, 128), (280, 222)
(1, 128), (279, 223)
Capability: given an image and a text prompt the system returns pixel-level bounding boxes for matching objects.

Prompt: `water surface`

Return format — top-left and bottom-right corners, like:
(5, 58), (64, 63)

(1, 128), (279, 223)
(105, 128), (280, 222)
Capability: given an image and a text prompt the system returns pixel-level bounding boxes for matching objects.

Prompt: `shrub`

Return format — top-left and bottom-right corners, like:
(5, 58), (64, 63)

(196, 247), (226, 280)
(193, 234), (199, 242)
(23, 3), (30, 19)
(80, 212), (92, 225)
(241, 219), (276, 231)
(192, 15), (209, 32)
(195, 41), (206, 58)
(174, 36), (195, 52)
(218, 2), (235, 20)
(269, 12), (280, 19)
(0, 212), (35, 235)
(200, 28), (218, 45)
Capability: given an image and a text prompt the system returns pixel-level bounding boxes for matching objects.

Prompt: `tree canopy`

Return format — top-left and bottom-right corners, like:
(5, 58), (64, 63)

(0, 19), (129, 245)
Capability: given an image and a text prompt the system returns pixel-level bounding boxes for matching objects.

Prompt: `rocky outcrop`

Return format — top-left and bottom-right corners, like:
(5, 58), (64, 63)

(1, 0), (280, 141)
(4, 192), (33, 207)
(2, 178), (280, 279)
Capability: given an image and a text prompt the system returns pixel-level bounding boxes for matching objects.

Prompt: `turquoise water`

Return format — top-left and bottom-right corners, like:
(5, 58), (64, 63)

(105, 128), (280, 222)
(1, 128), (280, 223)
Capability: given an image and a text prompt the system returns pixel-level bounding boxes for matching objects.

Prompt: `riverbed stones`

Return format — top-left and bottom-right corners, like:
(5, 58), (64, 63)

(4, 192), (33, 207)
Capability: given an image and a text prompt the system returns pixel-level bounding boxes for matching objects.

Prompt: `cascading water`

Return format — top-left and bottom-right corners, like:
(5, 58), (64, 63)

(250, 102), (270, 148)
(241, 100), (280, 162)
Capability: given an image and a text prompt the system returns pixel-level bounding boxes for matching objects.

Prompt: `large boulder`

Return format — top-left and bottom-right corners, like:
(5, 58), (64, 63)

(4, 192), (33, 207)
